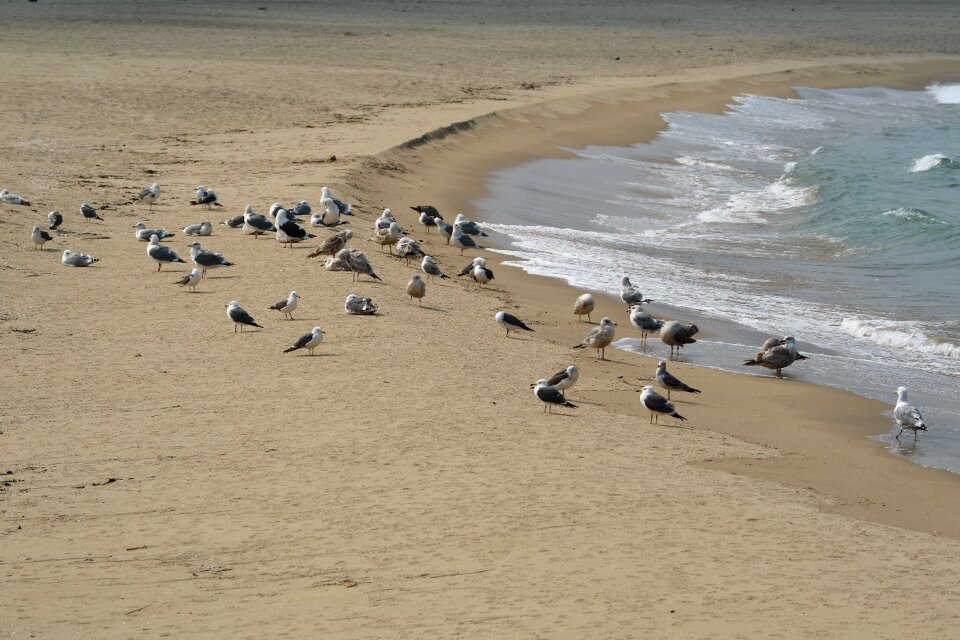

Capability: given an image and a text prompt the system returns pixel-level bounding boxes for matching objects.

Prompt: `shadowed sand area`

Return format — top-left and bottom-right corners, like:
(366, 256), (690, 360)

(4, 2), (960, 637)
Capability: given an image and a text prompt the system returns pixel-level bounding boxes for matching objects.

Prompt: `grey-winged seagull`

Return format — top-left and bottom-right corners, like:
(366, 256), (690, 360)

(320, 186), (352, 216)
(655, 360), (701, 400)
(31, 225), (53, 250)
(48, 211), (63, 230)
(147, 234), (186, 271)
(182, 221), (213, 236)
(435, 218), (453, 244)
(336, 248), (381, 282)
(421, 255), (450, 281)
(243, 205), (275, 238)
(620, 276), (651, 307)
(190, 186), (222, 208)
(61, 249), (99, 267)
(188, 241), (233, 277)
(221, 214), (244, 228)
(628, 305), (663, 343)
(132, 183), (161, 209)
(533, 379), (577, 413)
(226, 301), (263, 332)
(451, 222), (484, 256)
(640, 385), (687, 424)
(134, 221), (174, 241)
(0, 189), (30, 206)
(345, 294), (378, 315)
(453, 214), (488, 237)
(894, 386), (928, 441)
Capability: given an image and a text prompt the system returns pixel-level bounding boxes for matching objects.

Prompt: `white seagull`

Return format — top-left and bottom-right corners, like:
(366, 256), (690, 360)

(132, 182), (161, 209)
(894, 386), (928, 441)
(147, 234), (186, 271)
(226, 301), (263, 332)
(61, 249), (99, 267)
(173, 268), (202, 292)
(268, 291), (300, 320)
(495, 310), (534, 337)
(533, 379), (577, 413)
(640, 385), (687, 425)
(31, 225), (53, 250)
(284, 326), (325, 356)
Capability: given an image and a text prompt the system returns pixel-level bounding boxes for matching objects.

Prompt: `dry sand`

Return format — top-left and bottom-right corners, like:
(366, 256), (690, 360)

(4, 2), (960, 637)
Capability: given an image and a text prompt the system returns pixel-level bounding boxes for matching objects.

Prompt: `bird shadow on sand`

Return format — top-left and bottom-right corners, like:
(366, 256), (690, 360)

(542, 411), (580, 418)
(410, 305), (445, 312)
(207, 275), (240, 280)
(185, 290), (214, 295)
(651, 422), (695, 430)
(292, 352), (337, 358)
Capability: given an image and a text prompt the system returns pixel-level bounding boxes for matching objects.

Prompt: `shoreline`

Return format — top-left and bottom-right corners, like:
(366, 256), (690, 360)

(356, 57), (960, 539)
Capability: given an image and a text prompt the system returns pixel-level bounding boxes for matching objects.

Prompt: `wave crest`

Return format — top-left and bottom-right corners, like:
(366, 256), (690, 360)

(840, 319), (960, 359)
(910, 153), (951, 172)
(927, 83), (960, 105)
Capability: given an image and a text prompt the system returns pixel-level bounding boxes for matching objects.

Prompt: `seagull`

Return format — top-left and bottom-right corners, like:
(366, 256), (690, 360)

(573, 293), (595, 323)
(134, 222), (175, 241)
(276, 208), (315, 247)
(396, 237), (425, 265)
(226, 301), (263, 332)
(173, 268), (202, 292)
(411, 204), (443, 221)
(660, 321), (698, 357)
(453, 214), (488, 237)
(458, 257), (485, 277)
(336, 248), (381, 282)
(418, 211), (438, 232)
(345, 294), (378, 315)
(620, 277), (651, 307)
(893, 386), (928, 441)
(628, 305), (663, 343)
(451, 222), (484, 256)
(268, 291), (300, 320)
(640, 385), (687, 424)
(760, 336), (810, 361)
(318, 197), (348, 226)
(147, 234), (186, 271)
(190, 186), (223, 208)
(284, 326), (325, 356)
(61, 249), (99, 267)
(406, 274), (426, 305)
(743, 335), (803, 379)
(421, 255), (450, 281)
(545, 365), (579, 398)
(268, 202), (287, 220)
(533, 379), (577, 413)
(182, 221), (213, 236)
(371, 221), (401, 253)
(48, 211), (63, 230)
(374, 208), (397, 231)
(188, 242), (233, 277)
(291, 201), (312, 217)
(80, 203), (103, 221)
(31, 225), (53, 250)
(655, 360), (701, 400)
(495, 310), (534, 337)
(320, 186), (352, 216)
(132, 182), (161, 209)
(243, 205), (276, 238)
(471, 261), (494, 286)
(307, 229), (353, 259)
(220, 214), (245, 228)
(435, 218), (454, 244)
(0, 189), (30, 206)
(573, 317), (616, 360)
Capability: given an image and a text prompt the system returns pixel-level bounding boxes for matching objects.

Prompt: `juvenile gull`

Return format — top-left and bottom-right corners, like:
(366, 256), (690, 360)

(307, 229), (353, 259)
(48, 211), (63, 230)
(134, 221), (174, 241)
(573, 317), (616, 360)
(268, 291), (300, 320)
(345, 294), (378, 315)
(243, 205), (276, 238)
(533, 379), (577, 413)
(458, 257), (485, 277)
(620, 276), (651, 307)
(182, 221), (213, 236)
(760, 336), (810, 361)
(284, 326), (325, 356)
(573, 293), (595, 323)
(80, 203), (103, 221)
(0, 189), (30, 206)
(396, 237), (425, 265)
(226, 300), (263, 332)
(370, 221), (401, 253)
(190, 186), (222, 208)
(132, 183), (161, 209)
(406, 274), (426, 305)
(471, 261), (494, 286)
(894, 386), (928, 441)
(188, 241), (233, 277)
(628, 305), (664, 343)
(336, 248), (381, 282)
(324, 255), (351, 271)
(173, 268), (202, 292)
(421, 255), (450, 281)
(661, 321), (698, 357)
(31, 225), (53, 250)
(220, 214), (245, 228)
(147, 234), (186, 271)
(451, 222), (484, 256)
(655, 360), (701, 400)
(275, 208), (315, 247)
(453, 214), (488, 237)
(743, 335), (802, 379)
(495, 310), (534, 337)
(61, 249), (99, 267)
(640, 385), (687, 424)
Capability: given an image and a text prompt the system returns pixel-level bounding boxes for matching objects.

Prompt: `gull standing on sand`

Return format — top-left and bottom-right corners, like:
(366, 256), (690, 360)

(406, 274), (426, 305)
(190, 186), (222, 208)
(371, 221), (401, 253)
(453, 214), (488, 237)
(573, 293), (595, 323)
(275, 208), (315, 247)
(743, 335), (803, 379)
(374, 208), (398, 231)
(336, 248), (381, 282)
(411, 204), (443, 221)
(345, 294), (378, 315)
(61, 249), (99, 267)
(458, 256), (485, 277)
(628, 305), (664, 344)
(80, 203), (102, 221)
(620, 277), (651, 307)
(134, 222), (174, 241)
(173, 268), (202, 292)
(495, 310), (534, 337)
(31, 226), (53, 250)
(188, 242), (233, 277)
(421, 255), (450, 281)
(243, 205), (276, 238)
(0, 189), (30, 206)
(226, 301), (263, 332)
(661, 321), (698, 357)
(307, 229), (353, 259)
(452, 222), (484, 256)
(546, 365), (579, 398)
(655, 360), (701, 400)
(182, 221), (213, 236)
(284, 326), (325, 356)
(132, 183), (161, 209)
(472, 260), (494, 286)
(147, 234), (186, 271)
(573, 317), (616, 360)
(533, 379), (577, 413)
(396, 237), (426, 265)
(893, 386), (928, 441)
(48, 211), (63, 230)
(640, 385), (687, 424)
(268, 291), (300, 320)
(435, 218), (454, 244)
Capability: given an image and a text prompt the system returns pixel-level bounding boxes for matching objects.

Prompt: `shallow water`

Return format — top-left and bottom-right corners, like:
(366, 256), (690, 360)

(474, 83), (960, 474)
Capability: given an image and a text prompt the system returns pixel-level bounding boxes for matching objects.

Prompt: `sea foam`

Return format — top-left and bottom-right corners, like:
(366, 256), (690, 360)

(927, 83), (960, 104)
(840, 318), (960, 360)
(910, 153), (950, 172)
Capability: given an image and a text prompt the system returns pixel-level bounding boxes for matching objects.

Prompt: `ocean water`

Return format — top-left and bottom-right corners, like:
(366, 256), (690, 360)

(473, 83), (960, 474)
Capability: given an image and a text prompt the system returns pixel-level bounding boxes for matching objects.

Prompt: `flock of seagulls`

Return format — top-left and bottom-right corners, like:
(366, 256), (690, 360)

(7, 179), (932, 440)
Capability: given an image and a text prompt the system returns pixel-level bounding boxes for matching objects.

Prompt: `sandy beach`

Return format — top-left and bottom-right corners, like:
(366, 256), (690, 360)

(4, 2), (960, 637)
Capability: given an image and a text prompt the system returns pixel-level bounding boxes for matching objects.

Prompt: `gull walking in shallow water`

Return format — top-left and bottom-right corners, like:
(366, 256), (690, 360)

(661, 321), (698, 358)
(894, 386), (928, 441)
(743, 335), (803, 379)
(406, 274), (426, 305)
(640, 385), (687, 424)
(655, 360), (701, 400)
(268, 291), (300, 320)
(573, 317), (616, 360)
(620, 276), (651, 308)
(495, 311), (534, 337)
(226, 301), (263, 332)
(533, 379), (577, 413)
(573, 293), (595, 323)
(345, 294), (378, 315)
(132, 183), (161, 209)
(173, 268), (202, 292)
(61, 249), (99, 267)
(628, 305), (663, 344)
(147, 234), (186, 271)
(31, 225), (53, 250)
(284, 326), (325, 356)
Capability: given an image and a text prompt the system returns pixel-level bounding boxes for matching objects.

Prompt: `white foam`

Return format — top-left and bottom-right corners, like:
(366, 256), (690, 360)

(927, 83), (960, 105)
(909, 153), (949, 172)
(697, 177), (816, 224)
(840, 318), (960, 360)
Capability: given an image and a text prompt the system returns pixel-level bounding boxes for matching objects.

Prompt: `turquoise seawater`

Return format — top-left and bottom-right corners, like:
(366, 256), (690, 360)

(474, 84), (960, 473)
